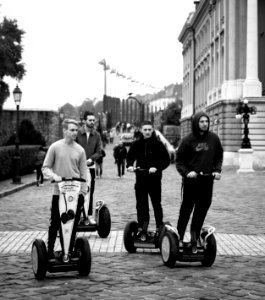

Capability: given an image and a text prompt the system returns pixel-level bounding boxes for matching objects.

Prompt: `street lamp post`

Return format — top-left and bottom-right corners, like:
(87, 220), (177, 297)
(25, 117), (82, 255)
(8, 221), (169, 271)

(235, 99), (257, 148)
(12, 85), (22, 184)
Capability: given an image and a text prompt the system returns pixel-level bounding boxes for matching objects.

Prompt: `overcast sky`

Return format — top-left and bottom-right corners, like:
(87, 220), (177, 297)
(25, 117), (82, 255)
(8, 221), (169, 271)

(0, 0), (195, 110)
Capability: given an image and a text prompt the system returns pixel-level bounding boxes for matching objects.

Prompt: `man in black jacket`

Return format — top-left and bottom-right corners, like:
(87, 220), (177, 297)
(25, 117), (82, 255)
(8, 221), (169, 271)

(113, 140), (128, 178)
(176, 111), (223, 251)
(126, 121), (170, 237)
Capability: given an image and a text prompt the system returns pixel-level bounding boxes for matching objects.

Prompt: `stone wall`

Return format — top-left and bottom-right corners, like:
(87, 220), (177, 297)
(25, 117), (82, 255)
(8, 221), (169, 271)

(0, 109), (60, 146)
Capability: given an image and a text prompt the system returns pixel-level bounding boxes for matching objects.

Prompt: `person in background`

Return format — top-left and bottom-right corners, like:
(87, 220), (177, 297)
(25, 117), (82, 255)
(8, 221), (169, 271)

(95, 148), (106, 178)
(35, 146), (46, 186)
(109, 129), (114, 143)
(42, 119), (87, 259)
(76, 111), (102, 225)
(113, 140), (127, 178)
(176, 111), (223, 252)
(126, 120), (170, 238)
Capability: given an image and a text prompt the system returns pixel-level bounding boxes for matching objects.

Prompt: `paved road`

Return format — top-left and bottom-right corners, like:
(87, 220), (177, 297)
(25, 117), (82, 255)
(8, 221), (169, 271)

(0, 136), (265, 299)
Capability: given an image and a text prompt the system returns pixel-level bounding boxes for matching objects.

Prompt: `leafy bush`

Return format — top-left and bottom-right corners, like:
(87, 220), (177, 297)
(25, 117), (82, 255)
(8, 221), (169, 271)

(0, 145), (40, 180)
(6, 119), (46, 146)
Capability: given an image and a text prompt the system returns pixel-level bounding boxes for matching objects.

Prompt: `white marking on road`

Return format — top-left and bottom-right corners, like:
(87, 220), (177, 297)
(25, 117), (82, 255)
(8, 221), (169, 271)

(0, 231), (264, 256)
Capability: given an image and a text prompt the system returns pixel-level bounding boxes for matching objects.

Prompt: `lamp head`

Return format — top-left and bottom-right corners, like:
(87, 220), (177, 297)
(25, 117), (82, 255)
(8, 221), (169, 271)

(13, 85), (22, 106)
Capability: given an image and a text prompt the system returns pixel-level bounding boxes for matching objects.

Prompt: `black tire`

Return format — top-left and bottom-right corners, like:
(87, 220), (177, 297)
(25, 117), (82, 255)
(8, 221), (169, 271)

(161, 231), (178, 268)
(97, 206), (111, 238)
(123, 221), (138, 253)
(75, 237), (92, 276)
(201, 234), (217, 267)
(31, 239), (48, 280)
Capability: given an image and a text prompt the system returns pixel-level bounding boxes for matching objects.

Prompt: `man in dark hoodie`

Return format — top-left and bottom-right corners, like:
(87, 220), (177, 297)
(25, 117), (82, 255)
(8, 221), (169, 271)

(126, 121), (170, 239)
(176, 111), (223, 251)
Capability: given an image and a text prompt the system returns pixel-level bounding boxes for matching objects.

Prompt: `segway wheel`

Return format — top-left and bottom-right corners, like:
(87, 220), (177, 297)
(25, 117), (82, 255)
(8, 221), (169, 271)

(161, 231), (178, 268)
(123, 221), (138, 253)
(201, 234), (217, 267)
(31, 239), (47, 280)
(97, 206), (111, 238)
(75, 237), (92, 276)
(157, 222), (171, 249)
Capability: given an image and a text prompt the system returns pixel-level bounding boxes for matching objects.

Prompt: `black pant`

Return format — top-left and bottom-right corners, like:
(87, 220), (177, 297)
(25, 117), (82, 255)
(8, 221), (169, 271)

(89, 168), (95, 215)
(135, 173), (163, 229)
(117, 160), (125, 177)
(177, 177), (214, 241)
(96, 162), (103, 177)
(47, 194), (84, 254)
(36, 164), (43, 184)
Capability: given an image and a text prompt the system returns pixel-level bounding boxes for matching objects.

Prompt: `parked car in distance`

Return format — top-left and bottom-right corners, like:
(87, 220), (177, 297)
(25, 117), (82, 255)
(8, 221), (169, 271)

(121, 132), (135, 146)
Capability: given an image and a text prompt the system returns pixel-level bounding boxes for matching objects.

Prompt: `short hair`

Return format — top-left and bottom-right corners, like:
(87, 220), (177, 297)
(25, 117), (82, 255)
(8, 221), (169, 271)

(141, 120), (153, 127)
(83, 111), (95, 120)
(62, 118), (78, 129)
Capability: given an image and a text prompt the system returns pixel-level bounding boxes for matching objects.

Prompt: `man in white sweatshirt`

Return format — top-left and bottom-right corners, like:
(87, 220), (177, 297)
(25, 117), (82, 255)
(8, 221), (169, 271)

(42, 119), (87, 259)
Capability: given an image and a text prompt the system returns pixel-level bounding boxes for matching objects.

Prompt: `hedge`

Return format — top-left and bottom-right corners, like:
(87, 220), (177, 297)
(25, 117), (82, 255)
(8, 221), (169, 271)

(0, 145), (41, 180)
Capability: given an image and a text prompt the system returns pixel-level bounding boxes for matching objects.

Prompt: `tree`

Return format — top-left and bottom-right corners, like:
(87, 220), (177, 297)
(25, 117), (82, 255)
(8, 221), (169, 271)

(0, 17), (26, 109)
(6, 119), (45, 146)
(161, 100), (182, 126)
(59, 103), (77, 119)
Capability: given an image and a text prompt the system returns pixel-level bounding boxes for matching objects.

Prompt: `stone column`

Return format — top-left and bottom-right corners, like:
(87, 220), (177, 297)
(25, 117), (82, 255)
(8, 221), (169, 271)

(221, 0), (239, 99)
(243, 0), (262, 97)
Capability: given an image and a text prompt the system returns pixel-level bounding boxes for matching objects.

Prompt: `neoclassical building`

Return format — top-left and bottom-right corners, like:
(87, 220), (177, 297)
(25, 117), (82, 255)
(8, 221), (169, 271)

(179, 0), (265, 168)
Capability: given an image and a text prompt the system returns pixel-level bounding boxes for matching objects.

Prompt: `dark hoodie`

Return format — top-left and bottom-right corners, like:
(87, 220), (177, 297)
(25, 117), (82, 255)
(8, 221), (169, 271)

(176, 111), (223, 177)
(126, 131), (170, 173)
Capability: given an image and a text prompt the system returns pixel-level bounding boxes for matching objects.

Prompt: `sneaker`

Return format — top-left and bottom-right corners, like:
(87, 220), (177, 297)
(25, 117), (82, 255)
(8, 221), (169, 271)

(136, 228), (147, 242)
(87, 215), (96, 225)
(84, 218), (90, 226)
(179, 240), (184, 249)
(36, 181), (39, 187)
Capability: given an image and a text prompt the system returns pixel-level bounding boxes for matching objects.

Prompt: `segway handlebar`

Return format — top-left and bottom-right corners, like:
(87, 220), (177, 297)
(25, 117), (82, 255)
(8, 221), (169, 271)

(51, 177), (86, 183)
(127, 167), (148, 173)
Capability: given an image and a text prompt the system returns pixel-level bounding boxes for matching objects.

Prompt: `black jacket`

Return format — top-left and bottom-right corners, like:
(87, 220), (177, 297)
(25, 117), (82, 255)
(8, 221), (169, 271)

(113, 145), (127, 162)
(176, 111), (223, 177)
(126, 132), (170, 173)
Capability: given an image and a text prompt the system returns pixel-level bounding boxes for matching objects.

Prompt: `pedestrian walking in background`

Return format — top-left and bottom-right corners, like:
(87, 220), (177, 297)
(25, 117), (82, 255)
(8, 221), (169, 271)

(176, 111), (223, 251)
(113, 140), (127, 178)
(109, 129), (114, 143)
(126, 120), (170, 237)
(95, 148), (106, 178)
(76, 111), (102, 225)
(42, 119), (87, 259)
(35, 146), (46, 186)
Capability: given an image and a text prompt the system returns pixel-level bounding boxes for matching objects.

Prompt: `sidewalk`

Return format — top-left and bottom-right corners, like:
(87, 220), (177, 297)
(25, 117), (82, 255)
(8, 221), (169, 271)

(0, 173), (37, 198)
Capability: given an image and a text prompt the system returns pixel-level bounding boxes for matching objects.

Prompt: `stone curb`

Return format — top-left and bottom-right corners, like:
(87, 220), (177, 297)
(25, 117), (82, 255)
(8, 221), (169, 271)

(0, 180), (37, 199)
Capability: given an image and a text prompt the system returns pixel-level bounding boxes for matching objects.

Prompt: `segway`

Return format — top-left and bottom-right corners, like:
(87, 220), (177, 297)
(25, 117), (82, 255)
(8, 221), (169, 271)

(123, 167), (169, 252)
(31, 177), (92, 280)
(161, 224), (217, 268)
(123, 220), (169, 253)
(77, 165), (111, 238)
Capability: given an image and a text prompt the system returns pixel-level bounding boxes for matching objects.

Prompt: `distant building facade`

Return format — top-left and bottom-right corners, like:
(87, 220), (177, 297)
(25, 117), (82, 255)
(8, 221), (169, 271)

(179, 0), (265, 168)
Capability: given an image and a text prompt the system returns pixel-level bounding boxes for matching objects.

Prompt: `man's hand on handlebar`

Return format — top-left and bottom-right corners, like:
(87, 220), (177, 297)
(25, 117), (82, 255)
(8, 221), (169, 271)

(149, 167), (157, 174)
(127, 166), (134, 172)
(52, 174), (62, 182)
(87, 158), (93, 166)
(187, 171), (197, 178)
(212, 172), (221, 180)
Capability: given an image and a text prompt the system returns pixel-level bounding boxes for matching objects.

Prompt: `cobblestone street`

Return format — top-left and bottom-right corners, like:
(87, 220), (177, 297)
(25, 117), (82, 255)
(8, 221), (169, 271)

(0, 139), (265, 299)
